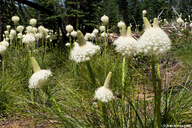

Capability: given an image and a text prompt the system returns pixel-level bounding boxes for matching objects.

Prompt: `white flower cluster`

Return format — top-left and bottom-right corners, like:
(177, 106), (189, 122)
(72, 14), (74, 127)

(85, 33), (91, 40)
(17, 33), (22, 39)
(29, 70), (52, 88)
(71, 30), (77, 38)
(142, 10), (147, 17)
(22, 34), (35, 46)
(113, 37), (137, 56)
(90, 33), (95, 39)
(66, 24), (73, 33)
(94, 86), (114, 102)
(101, 15), (109, 25)
(17, 25), (24, 33)
(10, 30), (16, 40)
(118, 21), (125, 29)
(10, 30), (16, 36)
(93, 29), (99, 35)
(101, 32), (107, 37)
(70, 42), (100, 63)
(6, 25), (11, 30)
(38, 26), (48, 38)
(1, 39), (9, 48)
(29, 18), (37, 27)
(26, 26), (33, 33)
(100, 26), (105, 32)
(177, 17), (184, 25)
(137, 18), (171, 56)
(33, 28), (37, 33)
(11, 16), (20, 24)
(0, 44), (6, 56)
(65, 42), (70, 47)
(36, 33), (42, 39)
(94, 72), (114, 103)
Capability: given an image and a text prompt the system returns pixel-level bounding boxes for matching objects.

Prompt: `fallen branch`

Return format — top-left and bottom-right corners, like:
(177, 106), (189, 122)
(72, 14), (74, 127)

(157, 10), (164, 20)
(171, 6), (180, 17)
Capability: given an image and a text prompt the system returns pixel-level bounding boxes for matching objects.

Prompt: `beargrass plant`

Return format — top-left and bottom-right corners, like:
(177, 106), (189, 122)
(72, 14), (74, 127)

(69, 30), (100, 88)
(0, 12), (192, 128)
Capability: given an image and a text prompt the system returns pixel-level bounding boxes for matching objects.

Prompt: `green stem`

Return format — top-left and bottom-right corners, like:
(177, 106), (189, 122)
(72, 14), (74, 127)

(95, 36), (97, 45)
(47, 91), (66, 124)
(45, 39), (47, 56)
(2, 59), (4, 85)
(33, 89), (37, 102)
(10, 39), (12, 50)
(104, 26), (107, 78)
(99, 31), (102, 44)
(121, 57), (126, 127)
(102, 104), (109, 128)
(86, 61), (96, 88)
(28, 51), (32, 76)
(151, 55), (158, 128)
(157, 59), (161, 128)
(143, 80), (146, 127)
(15, 25), (17, 48)
(41, 37), (45, 60)
(127, 58), (135, 127)
(69, 34), (71, 52)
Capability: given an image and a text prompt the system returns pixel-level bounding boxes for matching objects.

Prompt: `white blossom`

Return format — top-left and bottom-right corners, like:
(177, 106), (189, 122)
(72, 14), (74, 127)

(0, 44), (7, 56)
(85, 33), (91, 39)
(101, 32), (108, 37)
(93, 29), (99, 35)
(6, 25), (11, 30)
(32, 27), (37, 33)
(66, 24), (73, 33)
(71, 30), (77, 38)
(29, 18), (37, 27)
(94, 72), (114, 103)
(1, 39), (9, 48)
(17, 33), (22, 39)
(190, 23), (192, 28)
(29, 70), (52, 88)
(70, 42), (100, 63)
(142, 10), (147, 17)
(113, 37), (137, 57)
(137, 18), (171, 56)
(65, 42), (70, 47)
(36, 33), (42, 39)
(94, 86), (114, 102)
(90, 33), (95, 39)
(17, 25), (24, 33)
(29, 57), (52, 88)
(26, 26), (33, 33)
(118, 21), (125, 29)
(22, 34), (35, 46)
(101, 15), (109, 25)
(11, 16), (20, 24)
(99, 26), (105, 32)
(10, 30), (16, 37)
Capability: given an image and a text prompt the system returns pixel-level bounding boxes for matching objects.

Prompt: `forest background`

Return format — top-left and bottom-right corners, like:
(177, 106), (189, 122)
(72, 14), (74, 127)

(0, 0), (191, 44)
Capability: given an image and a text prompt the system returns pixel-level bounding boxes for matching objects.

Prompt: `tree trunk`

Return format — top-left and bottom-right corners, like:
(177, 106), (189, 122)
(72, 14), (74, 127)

(15, 0), (67, 44)
(65, 0), (77, 30)
(0, 0), (3, 41)
(79, 0), (93, 34)
(120, 0), (128, 26)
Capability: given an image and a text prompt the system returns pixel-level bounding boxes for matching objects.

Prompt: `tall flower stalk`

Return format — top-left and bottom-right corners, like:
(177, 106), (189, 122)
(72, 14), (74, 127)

(101, 15), (109, 78)
(70, 30), (100, 87)
(94, 72), (113, 128)
(113, 24), (137, 126)
(29, 57), (66, 124)
(137, 10), (171, 127)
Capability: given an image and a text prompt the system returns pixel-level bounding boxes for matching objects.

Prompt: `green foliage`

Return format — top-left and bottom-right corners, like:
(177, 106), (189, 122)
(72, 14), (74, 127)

(0, 0), (192, 127)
